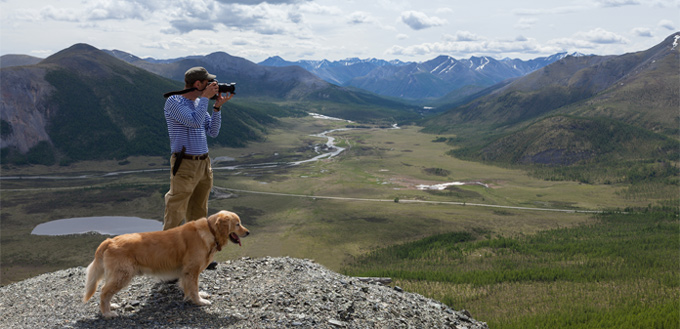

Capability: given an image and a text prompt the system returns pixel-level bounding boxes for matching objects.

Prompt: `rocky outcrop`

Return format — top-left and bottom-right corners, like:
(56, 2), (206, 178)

(0, 65), (55, 153)
(0, 256), (488, 329)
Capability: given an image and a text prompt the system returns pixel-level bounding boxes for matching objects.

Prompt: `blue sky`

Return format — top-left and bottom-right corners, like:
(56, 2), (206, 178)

(0, 0), (677, 62)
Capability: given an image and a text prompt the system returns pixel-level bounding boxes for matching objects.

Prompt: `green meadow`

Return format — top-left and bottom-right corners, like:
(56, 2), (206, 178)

(1, 115), (677, 328)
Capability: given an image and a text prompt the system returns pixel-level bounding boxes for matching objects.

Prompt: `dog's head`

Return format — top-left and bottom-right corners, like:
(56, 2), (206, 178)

(208, 210), (249, 247)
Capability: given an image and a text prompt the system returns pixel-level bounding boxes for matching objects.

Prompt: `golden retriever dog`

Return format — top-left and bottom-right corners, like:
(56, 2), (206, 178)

(83, 210), (249, 318)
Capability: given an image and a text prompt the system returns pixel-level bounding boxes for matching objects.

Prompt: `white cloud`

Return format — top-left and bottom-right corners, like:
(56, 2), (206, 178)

(444, 31), (482, 42)
(576, 28), (628, 44)
(512, 6), (586, 16)
(385, 36), (561, 58)
(543, 28), (629, 53)
(435, 7), (454, 15)
(347, 11), (375, 25)
(595, 0), (640, 7)
(39, 6), (79, 21)
(287, 9), (304, 24)
(658, 19), (676, 30)
(212, 3), (303, 36)
(400, 11), (446, 30)
(85, 1), (149, 21)
(220, 0), (309, 4)
(24, 0), (314, 36)
(515, 17), (537, 30)
(164, 19), (217, 35)
(298, 2), (341, 15)
(33, 0), (166, 23)
(631, 27), (653, 37)
(549, 37), (599, 50)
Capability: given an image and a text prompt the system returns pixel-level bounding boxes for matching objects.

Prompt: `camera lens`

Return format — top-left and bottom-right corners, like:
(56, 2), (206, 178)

(218, 83), (235, 94)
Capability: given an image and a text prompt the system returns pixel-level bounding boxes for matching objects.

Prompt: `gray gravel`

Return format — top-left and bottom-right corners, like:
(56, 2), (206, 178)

(0, 257), (488, 329)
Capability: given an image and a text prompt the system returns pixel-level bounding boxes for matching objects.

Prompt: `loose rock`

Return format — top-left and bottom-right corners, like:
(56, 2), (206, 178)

(0, 257), (488, 328)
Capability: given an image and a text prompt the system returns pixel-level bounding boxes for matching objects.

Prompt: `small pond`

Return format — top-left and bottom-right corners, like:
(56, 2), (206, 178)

(31, 216), (162, 236)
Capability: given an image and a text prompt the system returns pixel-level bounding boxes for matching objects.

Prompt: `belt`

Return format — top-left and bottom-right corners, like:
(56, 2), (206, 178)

(175, 153), (209, 160)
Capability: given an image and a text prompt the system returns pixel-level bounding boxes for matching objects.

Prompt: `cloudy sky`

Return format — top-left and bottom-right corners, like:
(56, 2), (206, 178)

(0, 0), (677, 63)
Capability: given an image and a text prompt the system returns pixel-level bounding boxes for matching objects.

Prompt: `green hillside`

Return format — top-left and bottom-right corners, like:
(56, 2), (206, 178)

(450, 115), (678, 183)
(343, 207), (679, 329)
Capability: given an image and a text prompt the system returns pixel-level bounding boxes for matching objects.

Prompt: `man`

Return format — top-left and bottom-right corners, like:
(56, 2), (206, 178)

(163, 67), (233, 232)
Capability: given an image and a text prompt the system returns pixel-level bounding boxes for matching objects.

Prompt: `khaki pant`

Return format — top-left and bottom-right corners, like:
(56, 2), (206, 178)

(163, 154), (213, 230)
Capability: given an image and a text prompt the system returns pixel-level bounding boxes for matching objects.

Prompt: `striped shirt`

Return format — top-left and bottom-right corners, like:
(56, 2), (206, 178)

(164, 95), (221, 155)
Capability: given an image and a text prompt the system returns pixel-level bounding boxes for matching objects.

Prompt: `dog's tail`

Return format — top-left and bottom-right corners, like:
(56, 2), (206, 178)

(83, 239), (109, 303)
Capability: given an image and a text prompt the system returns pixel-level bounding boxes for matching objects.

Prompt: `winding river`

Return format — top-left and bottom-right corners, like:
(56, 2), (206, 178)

(2, 113), (358, 180)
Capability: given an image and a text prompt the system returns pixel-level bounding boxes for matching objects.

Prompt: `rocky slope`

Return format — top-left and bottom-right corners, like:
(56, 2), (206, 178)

(0, 257), (488, 329)
(0, 65), (55, 153)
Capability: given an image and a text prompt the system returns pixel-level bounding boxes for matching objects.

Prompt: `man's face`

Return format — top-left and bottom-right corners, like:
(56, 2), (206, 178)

(197, 79), (210, 90)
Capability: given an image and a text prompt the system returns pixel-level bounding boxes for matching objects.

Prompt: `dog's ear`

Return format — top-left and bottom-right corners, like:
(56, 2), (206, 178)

(207, 212), (221, 229)
(209, 211), (230, 246)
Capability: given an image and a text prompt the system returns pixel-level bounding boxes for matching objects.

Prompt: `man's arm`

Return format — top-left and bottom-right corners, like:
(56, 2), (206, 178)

(165, 97), (209, 128)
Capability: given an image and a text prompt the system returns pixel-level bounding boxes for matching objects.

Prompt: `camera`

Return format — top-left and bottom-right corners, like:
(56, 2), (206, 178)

(209, 79), (236, 99)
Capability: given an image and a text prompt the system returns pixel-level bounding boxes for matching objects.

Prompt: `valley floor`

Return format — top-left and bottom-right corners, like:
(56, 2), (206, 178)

(2, 115), (677, 328)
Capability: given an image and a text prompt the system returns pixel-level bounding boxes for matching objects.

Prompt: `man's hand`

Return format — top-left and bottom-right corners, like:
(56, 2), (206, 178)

(201, 82), (219, 99)
(214, 92), (234, 108)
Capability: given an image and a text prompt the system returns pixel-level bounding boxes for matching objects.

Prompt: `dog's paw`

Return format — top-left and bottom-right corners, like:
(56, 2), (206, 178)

(102, 310), (119, 318)
(110, 303), (121, 310)
(199, 291), (211, 299)
(196, 298), (212, 306)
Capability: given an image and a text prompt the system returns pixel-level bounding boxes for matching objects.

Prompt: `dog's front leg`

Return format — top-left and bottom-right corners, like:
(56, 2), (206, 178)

(180, 269), (211, 306)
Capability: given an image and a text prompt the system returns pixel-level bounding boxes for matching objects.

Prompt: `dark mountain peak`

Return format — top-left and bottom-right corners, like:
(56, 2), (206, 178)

(203, 51), (256, 70)
(469, 55), (491, 61)
(566, 52), (587, 57)
(43, 43), (98, 61)
(40, 43), (133, 79)
(316, 59), (333, 69)
(259, 56), (288, 66)
(206, 51), (240, 60)
(65, 43), (99, 52)
(429, 55), (455, 63)
(468, 56), (497, 68)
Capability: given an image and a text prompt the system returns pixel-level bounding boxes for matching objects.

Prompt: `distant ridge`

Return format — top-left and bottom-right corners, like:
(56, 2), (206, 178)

(259, 56), (409, 86)
(259, 53), (576, 101)
(426, 32), (680, 168)
(0, 54), (42, 68)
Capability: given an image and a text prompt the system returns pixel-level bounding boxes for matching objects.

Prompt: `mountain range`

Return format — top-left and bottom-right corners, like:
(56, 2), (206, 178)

(1, 33), (678, 172)
(0, 44), (419, 164)
(1, 48), (578, 105)
(427, 33), (679, 170)
(259, 53), (580, 101)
